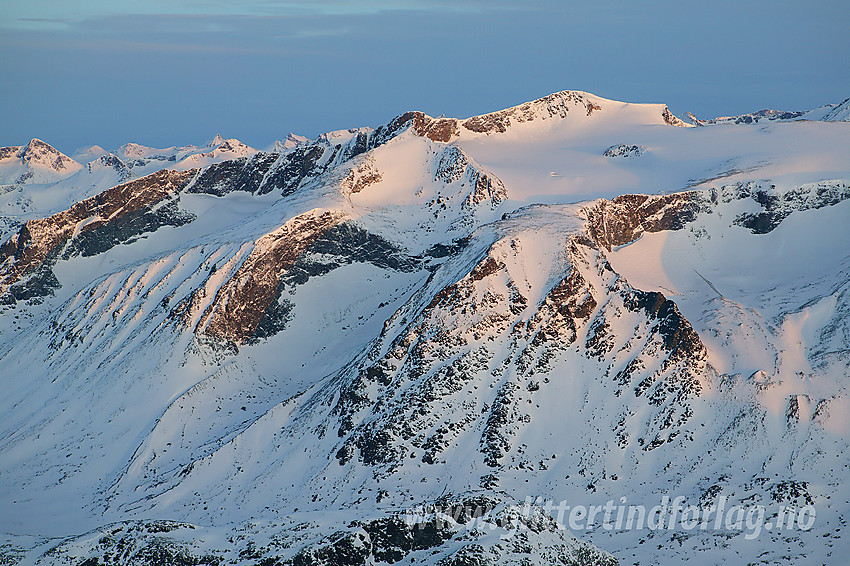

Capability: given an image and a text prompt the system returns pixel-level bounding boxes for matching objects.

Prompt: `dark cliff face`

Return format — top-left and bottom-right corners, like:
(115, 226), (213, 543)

(341, 158), (382, 194)
(582, 192), (707, 250)
(0, 169), (196, 302)
(182, 219), (432, 346)
(381, 92), (610, 143)
(584, 181), (850, 251)
(729, 181), (850, 234)
(92, 153), (132, 182)
(432, 145), (508, 210)
(253, 222), (426, 341)
(184, 115), (442, 198)
(661, 106), (687, 127)
(185, 147), (336, 198)
(0, 146), (22, 160)
(192, 211), (346, 344)
(603, 144), (646, 158)
(386, 111), (460, 143)
(462, 91), (602, 134)
(186, 152), (281, 196)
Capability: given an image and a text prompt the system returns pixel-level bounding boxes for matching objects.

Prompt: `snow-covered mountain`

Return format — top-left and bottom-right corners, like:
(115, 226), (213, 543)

(802, 96), (850, 122)
(0, 139), (82, 186)
(1, 91), (849, 566)
(0, 135), (262, 246)
(687, 96), (850, 126)
(267, 133), (309, 153)
(113, 136), (258, 175)
(70, 144), (109, 164)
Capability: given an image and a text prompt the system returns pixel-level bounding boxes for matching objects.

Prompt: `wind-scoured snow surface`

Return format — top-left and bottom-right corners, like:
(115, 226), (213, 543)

(1, 91), (849, 565)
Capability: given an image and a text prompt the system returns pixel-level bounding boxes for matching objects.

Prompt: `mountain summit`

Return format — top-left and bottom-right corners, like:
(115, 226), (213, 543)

(0, 138), (81, 184)
(207, 133), (227, 147)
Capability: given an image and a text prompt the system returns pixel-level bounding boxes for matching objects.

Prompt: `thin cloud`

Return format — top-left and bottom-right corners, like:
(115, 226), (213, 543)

(285, 28), (352, 39)
(1, 32), (298, 56)
(0, 0), (517, 30)
(17, 17), (70, 23)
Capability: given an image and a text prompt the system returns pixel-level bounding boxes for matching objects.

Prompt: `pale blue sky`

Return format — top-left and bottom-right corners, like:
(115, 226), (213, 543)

(1, 1), (848, 153)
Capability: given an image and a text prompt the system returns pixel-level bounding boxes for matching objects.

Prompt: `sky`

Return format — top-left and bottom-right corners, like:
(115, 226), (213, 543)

(1, 0), (848, 155)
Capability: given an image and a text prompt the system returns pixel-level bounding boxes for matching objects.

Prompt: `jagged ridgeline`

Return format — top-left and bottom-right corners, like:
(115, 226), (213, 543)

(1, 90), (849, 566)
